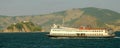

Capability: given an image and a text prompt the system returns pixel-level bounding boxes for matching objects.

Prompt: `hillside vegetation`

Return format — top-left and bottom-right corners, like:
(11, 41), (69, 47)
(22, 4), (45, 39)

(3, 21), (42, 32)
(0, 7), (120, 32)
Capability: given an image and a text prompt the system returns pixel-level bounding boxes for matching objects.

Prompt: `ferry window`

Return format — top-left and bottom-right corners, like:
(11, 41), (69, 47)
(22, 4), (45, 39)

(97, 30), (99, 32)
(101, 34), (103, 35)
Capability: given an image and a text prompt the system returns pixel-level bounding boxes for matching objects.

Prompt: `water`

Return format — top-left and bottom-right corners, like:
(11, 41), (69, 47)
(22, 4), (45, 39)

(0, 32), (120, 48)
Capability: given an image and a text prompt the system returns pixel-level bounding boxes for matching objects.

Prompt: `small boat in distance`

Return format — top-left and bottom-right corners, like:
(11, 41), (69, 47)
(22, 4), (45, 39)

(48, 24), (115, 38)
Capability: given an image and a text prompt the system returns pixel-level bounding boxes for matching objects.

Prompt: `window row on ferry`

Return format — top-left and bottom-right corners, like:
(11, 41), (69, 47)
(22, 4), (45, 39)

(51, 33), (76, 36)
(87, 34), (103, 36)
(77, 30), (104, 32)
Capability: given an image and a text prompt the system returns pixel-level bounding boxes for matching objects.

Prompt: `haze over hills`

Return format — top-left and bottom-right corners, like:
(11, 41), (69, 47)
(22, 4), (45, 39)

(0, 7), (120, 32)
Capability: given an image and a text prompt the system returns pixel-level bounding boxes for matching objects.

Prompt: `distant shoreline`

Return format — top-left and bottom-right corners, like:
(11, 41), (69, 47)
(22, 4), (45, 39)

(0, 32), (49, 33)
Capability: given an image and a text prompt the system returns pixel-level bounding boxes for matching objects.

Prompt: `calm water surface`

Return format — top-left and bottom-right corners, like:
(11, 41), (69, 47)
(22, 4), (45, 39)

(0, 32), (120, 48)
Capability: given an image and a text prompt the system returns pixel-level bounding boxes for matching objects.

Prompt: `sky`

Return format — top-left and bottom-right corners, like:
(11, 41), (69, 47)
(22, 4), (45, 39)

(0, 0), (120, 16)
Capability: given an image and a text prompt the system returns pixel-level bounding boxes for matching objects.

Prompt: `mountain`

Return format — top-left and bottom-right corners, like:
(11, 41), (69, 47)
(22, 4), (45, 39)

(0, 7), (120, 32)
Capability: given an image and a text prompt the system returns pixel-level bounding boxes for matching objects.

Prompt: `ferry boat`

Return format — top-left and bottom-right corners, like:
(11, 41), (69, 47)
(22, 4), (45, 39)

(48, 24), (115, 38)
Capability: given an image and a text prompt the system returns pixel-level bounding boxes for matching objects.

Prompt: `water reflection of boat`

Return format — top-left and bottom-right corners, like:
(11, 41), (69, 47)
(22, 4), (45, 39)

(48, 24), (115, 38)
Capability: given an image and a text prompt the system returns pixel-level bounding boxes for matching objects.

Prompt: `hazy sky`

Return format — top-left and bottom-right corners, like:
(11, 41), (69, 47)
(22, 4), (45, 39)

(0, 0), (120, 16)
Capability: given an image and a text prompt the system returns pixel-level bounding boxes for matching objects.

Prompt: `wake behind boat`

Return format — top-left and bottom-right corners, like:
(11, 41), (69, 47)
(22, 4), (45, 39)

(48, 24), (115, 38)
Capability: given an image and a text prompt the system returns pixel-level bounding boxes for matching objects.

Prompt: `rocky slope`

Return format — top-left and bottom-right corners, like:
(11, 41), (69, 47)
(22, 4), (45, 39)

(3, 21), (42, 32)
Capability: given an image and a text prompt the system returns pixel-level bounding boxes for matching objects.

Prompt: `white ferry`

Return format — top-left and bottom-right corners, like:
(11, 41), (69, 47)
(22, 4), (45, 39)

(48, 24), (115, 38)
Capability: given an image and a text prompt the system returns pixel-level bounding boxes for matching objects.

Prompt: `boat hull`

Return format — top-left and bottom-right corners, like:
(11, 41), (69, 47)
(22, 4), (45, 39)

(48, 34), (115, 38)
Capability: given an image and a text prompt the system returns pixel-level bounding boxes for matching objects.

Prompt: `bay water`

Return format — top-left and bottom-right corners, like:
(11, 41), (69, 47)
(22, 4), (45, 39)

(0, 32), (120, 48)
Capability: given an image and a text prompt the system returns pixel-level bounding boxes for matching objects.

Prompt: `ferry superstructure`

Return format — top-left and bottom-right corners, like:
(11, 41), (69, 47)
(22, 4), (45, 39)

(48, 24), (115, 38)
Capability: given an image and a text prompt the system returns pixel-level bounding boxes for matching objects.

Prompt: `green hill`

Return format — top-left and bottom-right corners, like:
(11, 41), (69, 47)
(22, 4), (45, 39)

(3, 21), (42, 32)
(81, 7), (120, 22)
(0, 7), (120, 32)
